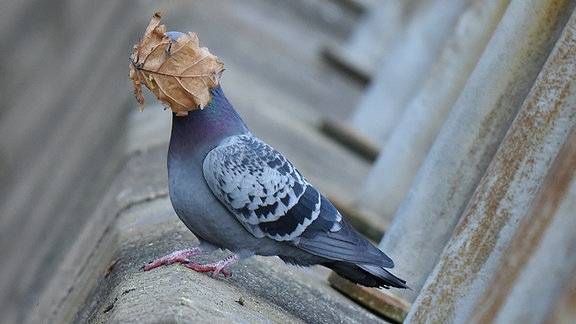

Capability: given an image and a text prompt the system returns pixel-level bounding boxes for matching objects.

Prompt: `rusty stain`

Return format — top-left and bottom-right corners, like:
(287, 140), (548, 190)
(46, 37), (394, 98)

(472, 125), (576, 323)
(104, 258), (120, 278)
(467, 12), (576, 318)
(546, 264), (576, 321)
(409, 3), (576, 321)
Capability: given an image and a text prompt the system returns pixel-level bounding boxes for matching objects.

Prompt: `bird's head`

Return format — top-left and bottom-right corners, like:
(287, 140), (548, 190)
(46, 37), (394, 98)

(129, 12), (224, 116)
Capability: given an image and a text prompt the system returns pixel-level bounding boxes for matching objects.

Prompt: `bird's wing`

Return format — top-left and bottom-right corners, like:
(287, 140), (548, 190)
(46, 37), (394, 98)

(203, 134), (393, 267)
(203, 133), (336, 241)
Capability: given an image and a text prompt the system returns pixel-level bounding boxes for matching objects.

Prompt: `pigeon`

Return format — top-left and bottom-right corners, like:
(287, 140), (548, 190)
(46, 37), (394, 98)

(143, 33), (408, 289)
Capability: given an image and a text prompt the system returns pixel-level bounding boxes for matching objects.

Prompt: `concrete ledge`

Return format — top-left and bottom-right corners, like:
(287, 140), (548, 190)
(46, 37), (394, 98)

(322, 43), (372, 85)
(329, 273), (411, 323)
(33, 146), (389, 323)
(320, 117), (380, 162)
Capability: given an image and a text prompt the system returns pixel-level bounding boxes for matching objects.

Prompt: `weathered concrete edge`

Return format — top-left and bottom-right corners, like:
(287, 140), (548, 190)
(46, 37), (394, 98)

(329, 273), (411, 323)
(31, 145), (389, 323)
(30, 146), (169, 324)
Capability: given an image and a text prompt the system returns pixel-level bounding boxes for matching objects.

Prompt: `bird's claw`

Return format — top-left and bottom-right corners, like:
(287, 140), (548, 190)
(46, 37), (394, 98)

(143, 248), (204, 271)
(183, 254), (238, 277)
(143, 249), (238, 278)
(143, 258), (183, 271)
(184, 262), (231, 277)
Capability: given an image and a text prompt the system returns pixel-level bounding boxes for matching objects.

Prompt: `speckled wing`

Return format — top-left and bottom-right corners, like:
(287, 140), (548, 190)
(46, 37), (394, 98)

(202, 134), (340, 242)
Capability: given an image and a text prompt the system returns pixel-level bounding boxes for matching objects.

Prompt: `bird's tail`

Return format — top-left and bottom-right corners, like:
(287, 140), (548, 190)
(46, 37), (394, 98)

(324, 261), (410, 289)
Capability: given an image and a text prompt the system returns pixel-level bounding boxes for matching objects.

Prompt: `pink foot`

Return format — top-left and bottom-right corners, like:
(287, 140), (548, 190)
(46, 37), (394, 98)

(143, 247), (205, 271)
(184, 254), (239, 278)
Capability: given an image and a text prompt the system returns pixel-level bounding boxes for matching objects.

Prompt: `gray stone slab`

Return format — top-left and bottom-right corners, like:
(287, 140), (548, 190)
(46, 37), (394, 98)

(34, 146), (387, 323)
(1, 1), (372, 322)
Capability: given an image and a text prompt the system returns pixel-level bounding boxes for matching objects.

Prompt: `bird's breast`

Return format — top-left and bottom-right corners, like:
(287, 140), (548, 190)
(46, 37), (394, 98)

(167, 152), (273, 254)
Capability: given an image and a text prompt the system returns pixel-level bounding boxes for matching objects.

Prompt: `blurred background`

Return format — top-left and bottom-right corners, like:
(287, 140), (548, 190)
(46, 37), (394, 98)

(1, 0), (575, 323)
(0, 0), (370, 322)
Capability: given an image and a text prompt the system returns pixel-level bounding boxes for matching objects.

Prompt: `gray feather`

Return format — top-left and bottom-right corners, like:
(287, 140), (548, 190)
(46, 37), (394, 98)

(203, 134), (323, 241)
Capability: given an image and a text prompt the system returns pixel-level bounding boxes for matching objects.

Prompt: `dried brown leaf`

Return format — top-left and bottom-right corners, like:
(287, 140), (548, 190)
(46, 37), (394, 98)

(129, 12), (224, 115)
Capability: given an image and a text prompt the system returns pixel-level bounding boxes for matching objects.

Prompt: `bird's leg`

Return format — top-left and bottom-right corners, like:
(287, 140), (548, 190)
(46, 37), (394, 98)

(143, 246), (213, 271)
(184, 254), (239, 277)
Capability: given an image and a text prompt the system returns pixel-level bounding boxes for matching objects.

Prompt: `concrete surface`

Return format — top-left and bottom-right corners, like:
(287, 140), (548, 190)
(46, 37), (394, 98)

(0, 0), (387, 323)
(33, 146), (387, 323)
